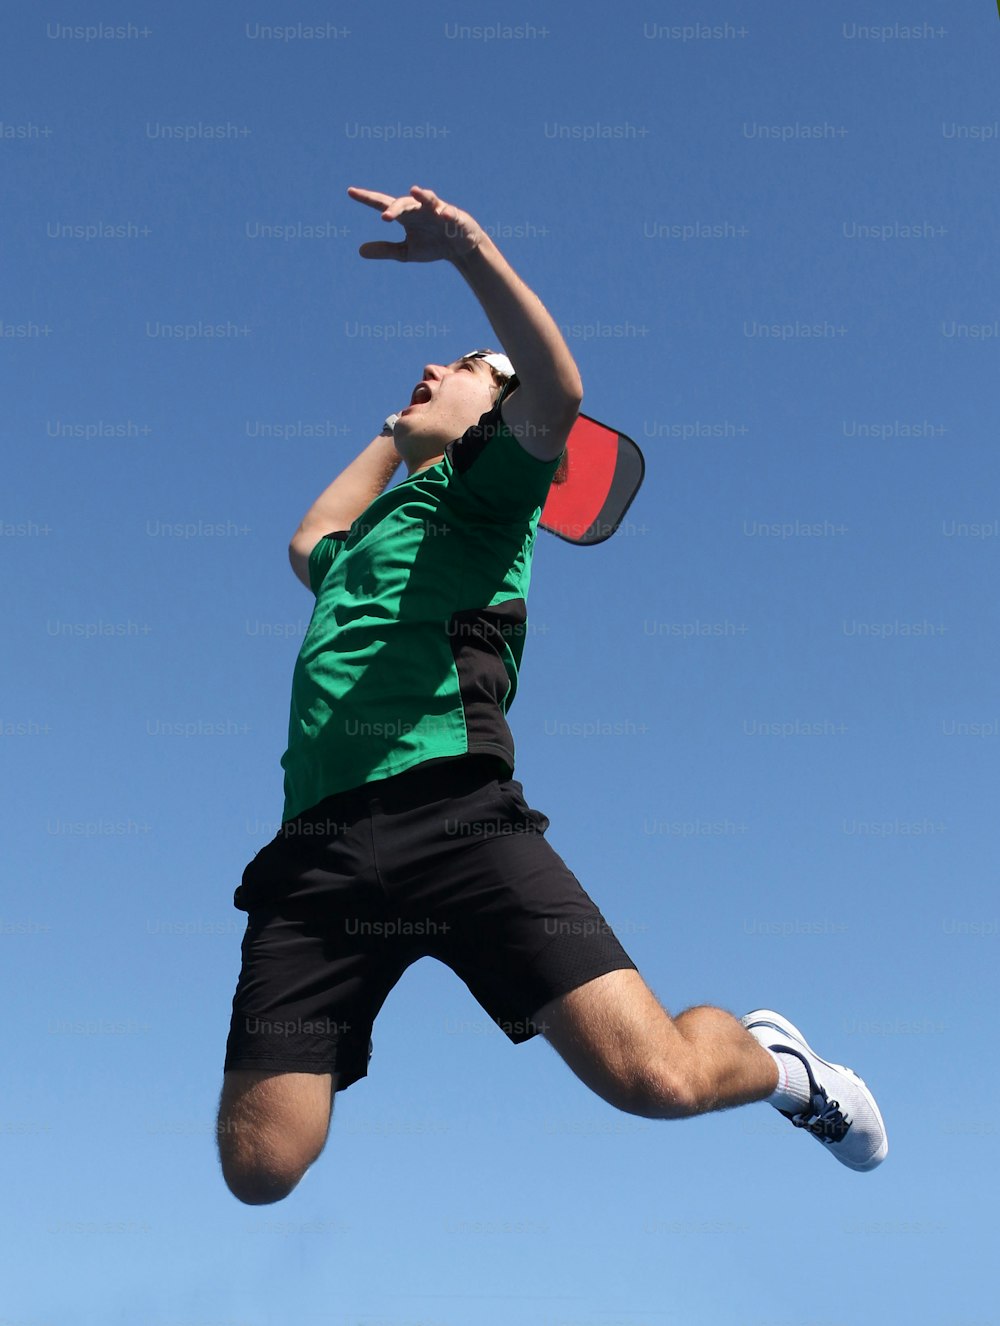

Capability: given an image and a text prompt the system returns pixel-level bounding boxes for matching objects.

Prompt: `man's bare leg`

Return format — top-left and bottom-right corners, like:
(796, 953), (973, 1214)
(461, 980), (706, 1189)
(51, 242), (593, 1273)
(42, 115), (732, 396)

(533, 969), (778, 1118)
(217, 1069), (336, 1204)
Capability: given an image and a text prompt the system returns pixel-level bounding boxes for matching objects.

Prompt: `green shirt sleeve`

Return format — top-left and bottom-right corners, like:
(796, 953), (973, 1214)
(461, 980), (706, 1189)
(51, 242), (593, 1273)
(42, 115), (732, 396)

(307, 530), (350, 596)
(444, 402), (564, 524)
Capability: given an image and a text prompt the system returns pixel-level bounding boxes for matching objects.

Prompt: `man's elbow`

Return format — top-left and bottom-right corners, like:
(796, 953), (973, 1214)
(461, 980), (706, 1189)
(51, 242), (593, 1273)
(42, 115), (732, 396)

(556, 368), (584, 412)
(555, 384), (583, 429)
(525, 366), (582, 415)
(288, 540), (313, 590)
(537, 373), (582, 422)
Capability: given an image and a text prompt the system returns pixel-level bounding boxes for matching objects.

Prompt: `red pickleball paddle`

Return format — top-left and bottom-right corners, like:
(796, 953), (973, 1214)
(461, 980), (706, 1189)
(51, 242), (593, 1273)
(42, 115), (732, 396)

(539, 413), (645, 546)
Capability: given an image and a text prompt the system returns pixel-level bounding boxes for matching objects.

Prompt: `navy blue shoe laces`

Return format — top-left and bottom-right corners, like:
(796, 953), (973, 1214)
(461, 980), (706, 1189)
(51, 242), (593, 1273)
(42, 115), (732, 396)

(774, 1045), (853, 1145)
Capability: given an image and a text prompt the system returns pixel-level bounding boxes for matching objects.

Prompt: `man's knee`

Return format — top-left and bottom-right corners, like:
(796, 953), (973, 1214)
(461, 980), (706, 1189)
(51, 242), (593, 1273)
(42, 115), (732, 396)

(537, 970), (705, 1120)
(217, 1112), (326, 1205)
(624, 1054), (704, 1120)
(219, 1151), (306, 1206)
(216, 1068), (333, 1205)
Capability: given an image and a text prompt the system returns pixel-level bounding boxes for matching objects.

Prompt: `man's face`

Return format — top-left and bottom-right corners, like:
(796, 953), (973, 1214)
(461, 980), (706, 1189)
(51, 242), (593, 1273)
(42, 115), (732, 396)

(393, 356), (499, 472)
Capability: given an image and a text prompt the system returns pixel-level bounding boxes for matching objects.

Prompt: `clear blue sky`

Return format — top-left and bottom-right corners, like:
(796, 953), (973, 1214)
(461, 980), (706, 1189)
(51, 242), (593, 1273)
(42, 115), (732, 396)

(3, 2), (998, 1323)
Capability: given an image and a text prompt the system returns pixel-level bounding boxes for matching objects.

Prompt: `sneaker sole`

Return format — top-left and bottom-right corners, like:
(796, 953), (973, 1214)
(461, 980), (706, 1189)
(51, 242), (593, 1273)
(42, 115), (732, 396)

(742, 1008), (888, 1171)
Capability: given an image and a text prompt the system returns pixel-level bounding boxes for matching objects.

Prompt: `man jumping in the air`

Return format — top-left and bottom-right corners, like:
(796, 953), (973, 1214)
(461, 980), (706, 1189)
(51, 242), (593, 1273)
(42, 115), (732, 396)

(217, 185), (887, 1205)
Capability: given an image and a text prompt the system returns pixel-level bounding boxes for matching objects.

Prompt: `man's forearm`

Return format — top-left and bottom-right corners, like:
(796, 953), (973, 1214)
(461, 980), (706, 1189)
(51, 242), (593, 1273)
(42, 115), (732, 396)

(451, 236), (582, 402)
(292, 433), (402, 538)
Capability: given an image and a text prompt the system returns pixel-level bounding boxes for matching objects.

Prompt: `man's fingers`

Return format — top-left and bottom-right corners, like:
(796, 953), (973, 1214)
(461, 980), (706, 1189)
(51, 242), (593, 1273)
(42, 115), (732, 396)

(346, 186), (396, 212)
(381, 199), (422, 222)
(411, 186), (466, 231)
(349, 186), (447, 230)
(357, 241), (408, 261)
(411, 186), (451, 219)
(350, 184), (453, 261)
(349, 186), (428, 219)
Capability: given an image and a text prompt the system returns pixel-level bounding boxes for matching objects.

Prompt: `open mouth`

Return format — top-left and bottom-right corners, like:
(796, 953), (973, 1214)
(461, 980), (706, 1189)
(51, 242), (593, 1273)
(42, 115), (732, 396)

(409, 382), (433, 406)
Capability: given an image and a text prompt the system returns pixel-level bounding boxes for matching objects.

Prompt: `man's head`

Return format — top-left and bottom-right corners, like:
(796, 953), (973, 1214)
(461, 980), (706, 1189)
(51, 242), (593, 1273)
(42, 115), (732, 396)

(392, 350), (512, 473)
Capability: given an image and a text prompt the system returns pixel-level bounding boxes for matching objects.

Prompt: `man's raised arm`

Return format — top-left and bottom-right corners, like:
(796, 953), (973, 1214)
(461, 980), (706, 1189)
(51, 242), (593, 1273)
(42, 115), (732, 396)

(449, 230), (582, 461)
(348, 185), (583, 461)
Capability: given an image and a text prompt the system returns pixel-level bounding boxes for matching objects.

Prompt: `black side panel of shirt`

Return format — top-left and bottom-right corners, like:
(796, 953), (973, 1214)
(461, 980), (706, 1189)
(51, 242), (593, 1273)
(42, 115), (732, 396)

(447, 599), (526, 773)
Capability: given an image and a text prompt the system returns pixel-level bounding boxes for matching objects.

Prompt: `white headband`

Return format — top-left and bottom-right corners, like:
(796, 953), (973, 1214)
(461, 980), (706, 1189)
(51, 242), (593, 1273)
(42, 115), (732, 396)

(463, 349), (515, 380)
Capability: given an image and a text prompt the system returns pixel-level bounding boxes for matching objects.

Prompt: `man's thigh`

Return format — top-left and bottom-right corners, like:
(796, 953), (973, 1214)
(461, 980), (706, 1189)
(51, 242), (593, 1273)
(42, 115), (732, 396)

(218, 1068), (336, 1146)
(532, 968), (681, 1110)
(216, 1068), (337, 1195)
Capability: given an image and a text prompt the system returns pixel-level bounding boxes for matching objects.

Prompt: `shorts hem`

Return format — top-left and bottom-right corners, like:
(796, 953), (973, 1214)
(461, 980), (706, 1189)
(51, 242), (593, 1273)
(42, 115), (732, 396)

(223, 1056), (336, 1073)
(223, 1055), (370, 1093)
(500, 935), (639, 1044)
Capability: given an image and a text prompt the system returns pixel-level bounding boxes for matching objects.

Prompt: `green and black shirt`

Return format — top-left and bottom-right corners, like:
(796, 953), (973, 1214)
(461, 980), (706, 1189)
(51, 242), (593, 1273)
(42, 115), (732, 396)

(279, 402), (563, 823)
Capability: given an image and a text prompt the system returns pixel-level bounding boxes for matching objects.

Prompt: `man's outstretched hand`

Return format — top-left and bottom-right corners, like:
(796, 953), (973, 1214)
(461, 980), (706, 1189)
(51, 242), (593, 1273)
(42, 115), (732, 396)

(347, 185), (486, 263)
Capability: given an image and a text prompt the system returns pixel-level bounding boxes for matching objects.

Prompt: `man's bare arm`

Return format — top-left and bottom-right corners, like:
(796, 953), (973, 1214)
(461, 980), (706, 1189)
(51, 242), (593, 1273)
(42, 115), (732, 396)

(288, 432), (402, 588)
(450, 234), (582, 459)
(348, 185), (583, 461)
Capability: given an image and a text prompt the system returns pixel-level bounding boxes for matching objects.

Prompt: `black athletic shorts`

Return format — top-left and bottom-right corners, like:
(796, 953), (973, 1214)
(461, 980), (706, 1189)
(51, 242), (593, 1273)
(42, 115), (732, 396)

(223, 755), (637, 1093)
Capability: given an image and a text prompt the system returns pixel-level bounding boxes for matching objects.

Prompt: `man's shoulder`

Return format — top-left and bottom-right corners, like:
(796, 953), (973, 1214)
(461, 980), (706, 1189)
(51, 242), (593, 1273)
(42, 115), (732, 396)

(443, 401), (561, 526)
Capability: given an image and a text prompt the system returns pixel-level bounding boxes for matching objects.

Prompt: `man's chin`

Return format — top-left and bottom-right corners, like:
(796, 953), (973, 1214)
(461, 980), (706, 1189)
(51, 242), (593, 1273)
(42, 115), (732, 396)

(393, 425), (448, 472)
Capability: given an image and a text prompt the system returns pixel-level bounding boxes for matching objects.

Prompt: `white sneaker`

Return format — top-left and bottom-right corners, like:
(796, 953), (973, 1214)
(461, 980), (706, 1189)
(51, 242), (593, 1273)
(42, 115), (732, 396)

(741, 1009), (888, 1172)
